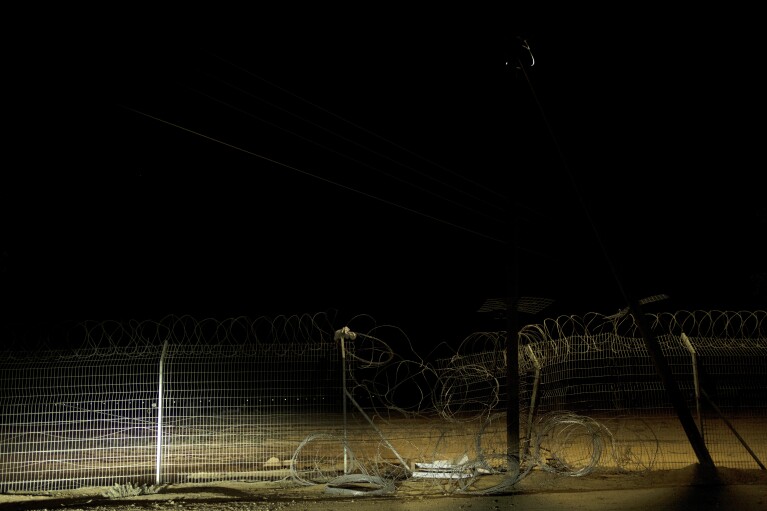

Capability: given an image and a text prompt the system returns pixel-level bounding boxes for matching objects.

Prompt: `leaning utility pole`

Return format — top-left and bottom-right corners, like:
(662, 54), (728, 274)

(627, 298), (715, 469)
(503, 34), (532, 478)
(505, 222), (520, 477)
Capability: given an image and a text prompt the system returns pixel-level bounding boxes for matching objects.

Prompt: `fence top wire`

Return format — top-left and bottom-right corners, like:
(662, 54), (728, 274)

(0, 312), (340, 357)
(2, 309), (765, 364)
(433, 310), (766, 370)
(525, 310), (767, 341)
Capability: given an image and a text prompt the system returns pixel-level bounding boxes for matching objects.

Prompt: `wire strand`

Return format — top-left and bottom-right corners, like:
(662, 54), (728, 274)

(120, 105), (509, 245)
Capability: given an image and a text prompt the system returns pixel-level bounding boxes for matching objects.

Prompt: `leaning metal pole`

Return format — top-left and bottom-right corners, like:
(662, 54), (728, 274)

(509, 32), (715, 470)
(504, 35), (530, 479)
(505, 236), (520, 477)
(628, 299), (715, 469)
(505, 71), (520, 479)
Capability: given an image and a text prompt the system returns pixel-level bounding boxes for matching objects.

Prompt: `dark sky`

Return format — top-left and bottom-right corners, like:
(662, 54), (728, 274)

(3, 13), (766, 345)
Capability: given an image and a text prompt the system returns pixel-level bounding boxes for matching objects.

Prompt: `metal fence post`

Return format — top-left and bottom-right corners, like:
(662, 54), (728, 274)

(524, 344), (542, 456)
(341, 337), (348, 474)
(156, 340), (169, 485)
(680, 332), (703, 441)
(334, 327), (354, 474)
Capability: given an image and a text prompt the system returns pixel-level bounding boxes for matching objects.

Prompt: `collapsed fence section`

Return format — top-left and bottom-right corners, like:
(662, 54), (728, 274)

(434, 310), (767, 473)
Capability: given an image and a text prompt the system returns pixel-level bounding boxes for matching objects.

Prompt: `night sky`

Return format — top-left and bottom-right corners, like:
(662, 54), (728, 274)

(3, 13), (765, 347)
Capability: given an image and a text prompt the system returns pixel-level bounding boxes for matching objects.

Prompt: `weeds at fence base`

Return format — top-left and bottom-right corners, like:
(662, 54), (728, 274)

(101, 482), (166, 498)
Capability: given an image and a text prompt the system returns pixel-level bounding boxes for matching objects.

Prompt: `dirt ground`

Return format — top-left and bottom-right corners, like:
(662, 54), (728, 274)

(3, 411), (767, 510)
(1, 464), (766, 510)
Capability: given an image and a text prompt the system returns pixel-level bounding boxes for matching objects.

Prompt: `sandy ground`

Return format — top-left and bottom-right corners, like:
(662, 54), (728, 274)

(3, 412), (766, 510)
(1, 465), (766, 511)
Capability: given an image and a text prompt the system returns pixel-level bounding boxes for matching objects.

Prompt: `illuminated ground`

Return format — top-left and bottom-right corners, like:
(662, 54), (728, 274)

(0, 465), (765, 510)
(1, 413), (765, 510)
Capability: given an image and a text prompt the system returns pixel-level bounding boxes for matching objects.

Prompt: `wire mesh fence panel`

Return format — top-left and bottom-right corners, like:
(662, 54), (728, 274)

(430, 311), (767, 477)
(692, 337), (767, 469)
(161, 342), (340, 483)
(0, 349), (159, 492)
(0, 314), (343, 492)
(1, 310), (765, 494)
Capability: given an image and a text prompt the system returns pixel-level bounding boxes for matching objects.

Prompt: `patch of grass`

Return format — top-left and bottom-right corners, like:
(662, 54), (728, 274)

(101, 482), (165, 498)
